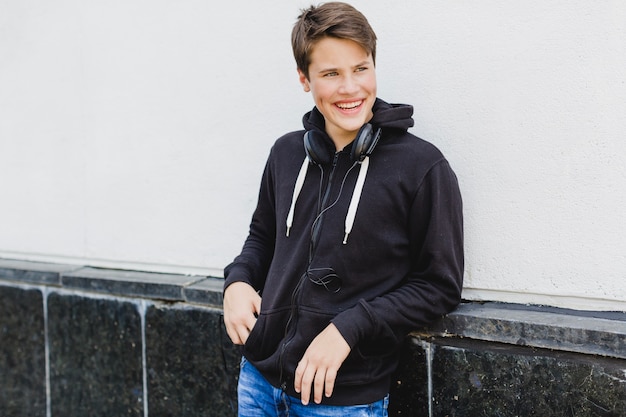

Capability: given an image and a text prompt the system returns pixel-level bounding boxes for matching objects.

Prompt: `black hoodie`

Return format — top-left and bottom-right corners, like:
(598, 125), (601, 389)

(224, 98), (464, 405)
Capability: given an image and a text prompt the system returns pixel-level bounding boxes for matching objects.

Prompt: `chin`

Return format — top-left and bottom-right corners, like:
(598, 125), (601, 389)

(344, 118), (370, 132)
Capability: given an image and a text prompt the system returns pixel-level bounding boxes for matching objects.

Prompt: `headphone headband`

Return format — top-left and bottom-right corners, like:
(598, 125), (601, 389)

(304, 124), (381, 165)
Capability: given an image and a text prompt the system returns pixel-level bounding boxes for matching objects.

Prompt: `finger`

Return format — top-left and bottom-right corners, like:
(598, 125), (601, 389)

(252, 295), (262, 315)
(224, 312), (250, 345)
(228, 324), (247, 345)
(294, 359), (306, 393)
(244, 314), (258, 333)
(227, 314), (256, 345)
(298, 364), (317, 405)
(239, 317), (257, 344)
(313, 368), (326, 404)
(324, 368), (337, 399)
(224, 320), (242, 345)
(226, 326), (243, 345)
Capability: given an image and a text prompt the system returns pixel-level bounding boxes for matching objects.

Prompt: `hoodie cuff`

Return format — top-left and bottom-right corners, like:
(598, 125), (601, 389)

(330, 300), (374, 349)
(222, 263), (254, 293)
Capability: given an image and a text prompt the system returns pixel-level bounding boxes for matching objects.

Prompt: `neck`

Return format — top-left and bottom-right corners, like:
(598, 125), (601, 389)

(330, 135), (354, 151)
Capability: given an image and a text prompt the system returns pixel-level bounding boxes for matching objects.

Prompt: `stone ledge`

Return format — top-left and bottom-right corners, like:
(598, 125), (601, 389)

(62, 267), (203, 301)
(423, 301), (626, 360)
(0, 258), (225, 304)
(0, 259), (81, 286)
(183, 277), (224, 307)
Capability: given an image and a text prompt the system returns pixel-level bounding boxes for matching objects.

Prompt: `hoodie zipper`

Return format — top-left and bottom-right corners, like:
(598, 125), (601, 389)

(310, 151), (340, 254)
(278, 150), (340, 391)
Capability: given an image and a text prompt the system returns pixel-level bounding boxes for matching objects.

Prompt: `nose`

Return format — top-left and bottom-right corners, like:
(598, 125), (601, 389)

(338, 74), (359, 95)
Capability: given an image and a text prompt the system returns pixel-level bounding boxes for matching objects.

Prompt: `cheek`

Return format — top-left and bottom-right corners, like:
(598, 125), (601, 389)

(309, 81), (335, 104)
(364, 74), (377, 93)
(312, 92), (332, 111)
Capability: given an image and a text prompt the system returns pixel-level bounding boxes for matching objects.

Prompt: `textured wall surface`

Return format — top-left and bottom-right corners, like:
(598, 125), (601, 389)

(0, 1), (624, 308)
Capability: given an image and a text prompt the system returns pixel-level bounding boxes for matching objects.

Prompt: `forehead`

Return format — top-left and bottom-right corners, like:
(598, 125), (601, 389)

(309, 37), (372, 69)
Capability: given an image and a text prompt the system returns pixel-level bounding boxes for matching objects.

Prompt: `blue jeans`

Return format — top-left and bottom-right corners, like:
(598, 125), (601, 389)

(238, 356), (389, 417)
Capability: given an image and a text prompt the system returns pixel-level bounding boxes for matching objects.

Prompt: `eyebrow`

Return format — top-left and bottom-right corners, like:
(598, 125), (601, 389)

(316, 61), (372, 74)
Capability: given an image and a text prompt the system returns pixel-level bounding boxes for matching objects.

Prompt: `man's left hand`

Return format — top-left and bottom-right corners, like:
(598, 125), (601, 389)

(294, 323), (351, 405)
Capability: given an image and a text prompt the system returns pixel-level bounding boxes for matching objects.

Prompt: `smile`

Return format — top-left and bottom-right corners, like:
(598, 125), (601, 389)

(336, 100), (363, 110)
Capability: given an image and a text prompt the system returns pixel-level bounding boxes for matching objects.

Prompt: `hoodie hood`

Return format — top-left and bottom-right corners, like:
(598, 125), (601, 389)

(302, 98), (415, 134)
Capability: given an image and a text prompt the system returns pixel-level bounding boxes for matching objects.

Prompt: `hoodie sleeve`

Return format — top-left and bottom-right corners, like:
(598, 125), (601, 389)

(331, 159), (464, 348)
(223, 156), (277, 293)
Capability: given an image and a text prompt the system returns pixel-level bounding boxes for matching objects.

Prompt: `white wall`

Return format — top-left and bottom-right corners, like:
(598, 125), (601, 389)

(1, 0), (625, 311)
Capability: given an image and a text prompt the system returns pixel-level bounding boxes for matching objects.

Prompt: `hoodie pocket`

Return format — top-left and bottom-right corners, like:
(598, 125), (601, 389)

(335, 337), (400, 387)
(243, 309), (290, 363)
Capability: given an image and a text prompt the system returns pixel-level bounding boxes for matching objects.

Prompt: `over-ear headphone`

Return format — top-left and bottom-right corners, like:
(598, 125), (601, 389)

(303, 124), (382, 165)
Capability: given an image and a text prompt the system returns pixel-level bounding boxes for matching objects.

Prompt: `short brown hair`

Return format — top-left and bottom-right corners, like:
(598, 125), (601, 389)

(292, 2), (377, 79)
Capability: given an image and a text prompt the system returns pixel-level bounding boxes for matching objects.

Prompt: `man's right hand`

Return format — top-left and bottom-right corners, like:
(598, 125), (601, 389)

(223, 281), (262, 345)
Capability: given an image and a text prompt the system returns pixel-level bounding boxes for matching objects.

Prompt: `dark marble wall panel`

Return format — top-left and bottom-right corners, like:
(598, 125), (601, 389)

(145, 305), (240, 417)
(3, 260), (626, 417)
(47, 293), (143, 417)
(0, 286), (46, 417)
(388, 338), (430, 416)
(431, 341), (626, 417)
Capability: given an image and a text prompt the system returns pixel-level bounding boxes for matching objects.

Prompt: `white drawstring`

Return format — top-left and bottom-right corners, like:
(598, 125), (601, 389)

(286, 155), (371, 244)
(286, 157), (310, 236)
(343, 156), (369, 244)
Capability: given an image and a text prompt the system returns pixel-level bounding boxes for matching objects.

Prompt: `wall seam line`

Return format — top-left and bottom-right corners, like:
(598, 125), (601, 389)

(43, 287), (51, 417)
(140, 300), (149, 417)
(418, 339), (434, 417)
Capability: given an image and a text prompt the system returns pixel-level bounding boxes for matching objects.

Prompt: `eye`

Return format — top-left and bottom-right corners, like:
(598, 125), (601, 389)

(355, 66), (368, 72)
(323, 71), (338, 77)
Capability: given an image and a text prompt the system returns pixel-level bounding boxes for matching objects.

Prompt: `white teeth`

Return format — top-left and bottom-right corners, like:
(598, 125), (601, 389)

(336, 101), (362, 110)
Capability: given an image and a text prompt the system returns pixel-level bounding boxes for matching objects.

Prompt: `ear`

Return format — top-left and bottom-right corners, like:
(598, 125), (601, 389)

(298, 69), (310, 92)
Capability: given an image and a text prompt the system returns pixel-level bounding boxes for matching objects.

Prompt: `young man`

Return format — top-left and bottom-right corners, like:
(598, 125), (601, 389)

(223, 2), (464, 415)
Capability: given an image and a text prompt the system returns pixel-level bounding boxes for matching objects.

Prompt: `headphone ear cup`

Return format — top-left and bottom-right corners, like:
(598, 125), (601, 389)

(304, 130), (334, 165)
(351, 124), (381, 162)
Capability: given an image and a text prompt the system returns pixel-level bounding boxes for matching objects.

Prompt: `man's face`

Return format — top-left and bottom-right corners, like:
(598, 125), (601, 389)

(299, 37), (377, 150)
